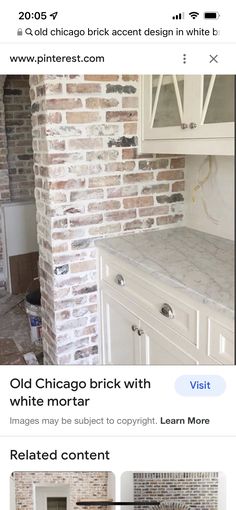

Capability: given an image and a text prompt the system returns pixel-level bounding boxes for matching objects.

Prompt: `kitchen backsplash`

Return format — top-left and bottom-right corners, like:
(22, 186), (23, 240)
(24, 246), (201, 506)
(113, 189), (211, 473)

(185, 156), (234, 240)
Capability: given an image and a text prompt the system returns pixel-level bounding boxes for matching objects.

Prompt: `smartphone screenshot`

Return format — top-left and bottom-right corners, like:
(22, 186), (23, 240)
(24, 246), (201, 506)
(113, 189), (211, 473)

(0, 1), (235, 509)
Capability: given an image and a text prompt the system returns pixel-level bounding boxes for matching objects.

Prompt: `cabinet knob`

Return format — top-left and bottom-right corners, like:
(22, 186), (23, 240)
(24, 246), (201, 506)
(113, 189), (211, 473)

(160, 303), (175, 319)
(181, 123), (188, 130)
(114, 273), (125, 286)
(131, 325), (138, 332)
(189, 122), (197, 129)
(137, 328), (144, 336)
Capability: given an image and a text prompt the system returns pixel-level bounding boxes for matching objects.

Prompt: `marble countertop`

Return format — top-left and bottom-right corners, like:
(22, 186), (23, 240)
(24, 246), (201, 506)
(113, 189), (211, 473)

(96, 227), (234, 319)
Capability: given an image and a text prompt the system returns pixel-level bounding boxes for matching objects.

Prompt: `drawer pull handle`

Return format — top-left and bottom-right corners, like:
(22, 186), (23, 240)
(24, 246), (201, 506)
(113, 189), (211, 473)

(115, 273), (125, 286)
(181, 123), (188, 130)
(131, 325), (138, 332)
(137, 328), (144, 336)
(160, 303), (175, 319)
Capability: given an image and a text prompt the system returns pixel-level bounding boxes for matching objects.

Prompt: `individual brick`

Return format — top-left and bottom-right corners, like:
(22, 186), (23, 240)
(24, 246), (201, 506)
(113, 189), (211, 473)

(86, 97), (119, 108)
(122, 75), (139, 81)
(88, 200), (121, 212)
(142, 183), (169, 194)
(66, 111), (101, 123)
(105, 209), (136, 222)
(123, 196), (154, 208)
(84, 75), (119, 81)
(88, 175), (121, 187)
(89, 224), (121, 236)
(156, 170), (184, 180)
(172, 180), (185, 192)
(106, 111), (138, 122)
(106, 84), (136, 94)
(70, 214), (103, 226)
(156, 213), (183, 225)
(108, 136), (137, 148)
(124, 122), (138, 135)
(122, 97), (139, 108)
(66, 83), (101, 93)
(45, 98), (82, 109)
(105, 161), (136, 172)
(156, 193), (184, 204)
(139, 159), (169, 170)
(71, 260), (96, 273)
(139, 205), (169, 216)
(170, 157), (185, 168)
(68, 138), (103, 150)
(107, 185), (138, 198)
(123, 172), (153, 183)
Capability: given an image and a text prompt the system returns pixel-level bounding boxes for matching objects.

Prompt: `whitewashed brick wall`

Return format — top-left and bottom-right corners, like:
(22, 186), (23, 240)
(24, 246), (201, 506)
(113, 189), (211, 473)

(133, 472), (219, 510)
(14, 471), (109, 510)
(29, 74), (185, 364)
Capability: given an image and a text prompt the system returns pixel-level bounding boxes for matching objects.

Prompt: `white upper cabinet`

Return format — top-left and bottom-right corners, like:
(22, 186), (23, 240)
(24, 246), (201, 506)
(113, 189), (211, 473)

(140, 75), (234, 155)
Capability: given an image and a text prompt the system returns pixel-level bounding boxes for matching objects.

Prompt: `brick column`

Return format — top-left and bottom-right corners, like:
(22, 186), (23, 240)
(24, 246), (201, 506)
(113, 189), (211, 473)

(30, 74), (185, 365)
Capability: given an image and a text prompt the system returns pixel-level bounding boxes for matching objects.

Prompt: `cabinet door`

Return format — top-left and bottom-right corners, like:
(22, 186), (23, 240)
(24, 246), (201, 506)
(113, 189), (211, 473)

(139, 320), (199, 365)
(142, 74), (234, 141)
(142, 74), (186, 139)
(100, 291), (141, 365)
(185, 75), (234, 138)
(207, 317), (234, 364)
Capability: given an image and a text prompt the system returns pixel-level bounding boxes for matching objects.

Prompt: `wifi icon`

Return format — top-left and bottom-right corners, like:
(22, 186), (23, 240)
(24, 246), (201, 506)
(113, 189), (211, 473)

(189, 11), (199, 19)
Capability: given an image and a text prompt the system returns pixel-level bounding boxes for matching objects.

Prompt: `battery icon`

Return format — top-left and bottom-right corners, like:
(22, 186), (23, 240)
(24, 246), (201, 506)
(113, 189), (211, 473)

(204, 12), (220, 19)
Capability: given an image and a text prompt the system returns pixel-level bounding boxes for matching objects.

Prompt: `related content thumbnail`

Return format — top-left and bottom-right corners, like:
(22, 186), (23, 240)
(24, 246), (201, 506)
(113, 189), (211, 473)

(121, 471), (225, 510)
(10, 471), (115, 510)
(0, 74), (234, 366)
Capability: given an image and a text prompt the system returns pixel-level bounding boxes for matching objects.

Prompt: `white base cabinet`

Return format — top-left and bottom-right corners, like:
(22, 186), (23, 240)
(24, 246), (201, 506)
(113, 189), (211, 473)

(98, 249), (234, 365)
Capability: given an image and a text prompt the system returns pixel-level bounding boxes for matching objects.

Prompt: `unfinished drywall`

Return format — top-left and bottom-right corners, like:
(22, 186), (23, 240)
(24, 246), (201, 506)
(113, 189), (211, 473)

(29, 74), (185, 365)
(184, 156), (234, 240)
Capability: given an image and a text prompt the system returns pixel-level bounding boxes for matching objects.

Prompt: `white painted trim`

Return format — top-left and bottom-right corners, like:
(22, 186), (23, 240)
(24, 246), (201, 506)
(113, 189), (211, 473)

(201, 75), (216, 124)
(140, 137), (234, 156)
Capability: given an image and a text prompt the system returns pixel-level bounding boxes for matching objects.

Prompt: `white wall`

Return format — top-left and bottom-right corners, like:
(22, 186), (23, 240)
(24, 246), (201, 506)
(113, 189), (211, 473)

(184, 156), (234, 240)
(107, 472), (116, 500)
(218, 472), (226, 510)
(0, 200), (38, 291)
(121, 472), (134, 510)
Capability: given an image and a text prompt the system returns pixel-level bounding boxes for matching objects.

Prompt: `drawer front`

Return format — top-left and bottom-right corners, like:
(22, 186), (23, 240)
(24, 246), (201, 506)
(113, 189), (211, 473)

(208, 317), (234, 364)
(99, 251), (199, 345)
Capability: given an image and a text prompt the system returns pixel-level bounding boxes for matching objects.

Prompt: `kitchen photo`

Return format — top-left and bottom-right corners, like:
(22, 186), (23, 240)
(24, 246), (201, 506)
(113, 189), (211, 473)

(0, 74), (234, 365)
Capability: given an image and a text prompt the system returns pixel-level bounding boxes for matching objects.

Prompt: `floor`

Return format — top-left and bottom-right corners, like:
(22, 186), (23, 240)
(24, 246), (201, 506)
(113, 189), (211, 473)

(0, 290), (43, 365)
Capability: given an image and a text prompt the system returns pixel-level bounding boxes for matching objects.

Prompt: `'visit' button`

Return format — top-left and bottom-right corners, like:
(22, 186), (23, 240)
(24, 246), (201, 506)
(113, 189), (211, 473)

(175, 375), (226, 396)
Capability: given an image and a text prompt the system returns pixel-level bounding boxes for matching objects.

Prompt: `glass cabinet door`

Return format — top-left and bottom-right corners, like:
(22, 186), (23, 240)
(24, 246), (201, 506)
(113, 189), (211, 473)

(142, 74), (234, 139)
(197, 75), (234, 137)
(152, 75), (184, 128)
(143, 75), (187, 139)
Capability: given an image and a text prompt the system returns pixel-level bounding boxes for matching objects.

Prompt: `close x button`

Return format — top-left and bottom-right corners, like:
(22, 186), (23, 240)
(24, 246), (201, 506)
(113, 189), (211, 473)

(209, 54), (219, 63)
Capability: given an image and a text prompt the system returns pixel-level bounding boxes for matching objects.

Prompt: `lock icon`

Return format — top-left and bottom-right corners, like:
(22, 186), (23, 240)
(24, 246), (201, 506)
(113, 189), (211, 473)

(17, 28), (23, 36)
